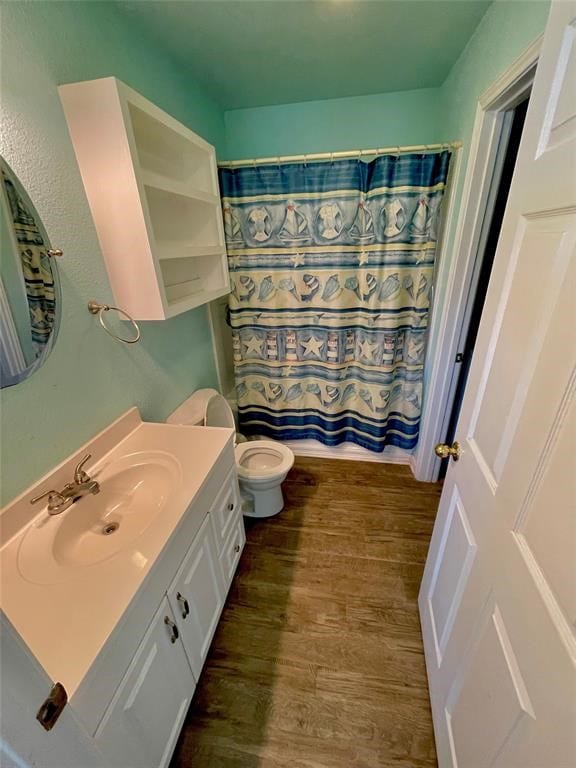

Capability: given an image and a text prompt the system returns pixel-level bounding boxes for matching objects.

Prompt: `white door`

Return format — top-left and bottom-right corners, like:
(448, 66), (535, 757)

(419, 3), (576, 767)
(167, 515), (225, 678)
(95, 599), (195, 768)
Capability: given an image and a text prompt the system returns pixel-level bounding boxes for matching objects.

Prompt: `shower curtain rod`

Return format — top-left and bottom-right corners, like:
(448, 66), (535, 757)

(218, 141), (462, 168)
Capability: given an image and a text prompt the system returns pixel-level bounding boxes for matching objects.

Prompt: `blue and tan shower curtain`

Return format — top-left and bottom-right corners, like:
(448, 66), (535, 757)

(219, 151), (451, 451)
(1, 169), (56, 354)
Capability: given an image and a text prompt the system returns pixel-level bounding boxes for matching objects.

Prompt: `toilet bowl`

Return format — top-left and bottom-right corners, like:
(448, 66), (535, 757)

(167, 389), (294, 518)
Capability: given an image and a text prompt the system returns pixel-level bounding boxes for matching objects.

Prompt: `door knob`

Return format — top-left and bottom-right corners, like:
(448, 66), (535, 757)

(435, 441), (460, 461)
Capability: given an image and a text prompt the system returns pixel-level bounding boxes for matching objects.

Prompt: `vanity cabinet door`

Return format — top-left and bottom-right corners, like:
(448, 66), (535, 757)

(95, 598), (194, 768)
(209, 469), (241, 547)
(167, 515), (225, 679)
(218, 515), (246, 589)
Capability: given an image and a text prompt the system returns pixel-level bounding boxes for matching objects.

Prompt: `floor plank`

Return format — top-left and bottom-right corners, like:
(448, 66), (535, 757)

(170, 457), (441, 768)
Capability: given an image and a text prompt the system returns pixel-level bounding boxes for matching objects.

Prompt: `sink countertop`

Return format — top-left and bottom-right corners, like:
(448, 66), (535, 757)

(0, 408), (234, 697)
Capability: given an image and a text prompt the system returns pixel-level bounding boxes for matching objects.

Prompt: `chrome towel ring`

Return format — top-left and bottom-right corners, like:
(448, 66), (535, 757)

(87, 301), (141, 344)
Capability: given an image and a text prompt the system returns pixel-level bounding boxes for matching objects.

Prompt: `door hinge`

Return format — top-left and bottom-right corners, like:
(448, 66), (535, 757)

(36, 682), (67, 731)
(455, 352), (464, 363)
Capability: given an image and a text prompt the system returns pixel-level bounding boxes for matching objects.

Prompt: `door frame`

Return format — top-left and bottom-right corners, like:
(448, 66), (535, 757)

(412, 36), (542, 482)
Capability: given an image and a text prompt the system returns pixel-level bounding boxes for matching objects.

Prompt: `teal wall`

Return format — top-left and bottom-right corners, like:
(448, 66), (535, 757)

(424, 0), (550, 381)
(440, 0), (550, 149)
(0, 1), (226, 505)
(224, 88), (443, 159)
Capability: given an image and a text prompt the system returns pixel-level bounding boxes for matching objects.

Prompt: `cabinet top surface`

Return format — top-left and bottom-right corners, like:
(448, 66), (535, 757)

(0, 410), (233, 696)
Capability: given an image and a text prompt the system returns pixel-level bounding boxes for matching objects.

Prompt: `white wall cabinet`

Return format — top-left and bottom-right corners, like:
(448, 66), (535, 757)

(59, 77), (229, 320)
(95, 599), (194, 768)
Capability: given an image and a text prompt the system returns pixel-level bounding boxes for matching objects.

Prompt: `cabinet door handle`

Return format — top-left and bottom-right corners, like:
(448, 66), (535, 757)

(227, 502), (235, 512)
(176, 592), (190, 619)
(164, 616), (179, 643)
(234, 543), (241, 553)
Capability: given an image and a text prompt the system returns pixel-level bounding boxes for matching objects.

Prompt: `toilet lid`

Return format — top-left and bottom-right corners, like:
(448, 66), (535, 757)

(235, 440), (294, 479)
(167, 388), (235, 429)
(205, 393), (235, 429)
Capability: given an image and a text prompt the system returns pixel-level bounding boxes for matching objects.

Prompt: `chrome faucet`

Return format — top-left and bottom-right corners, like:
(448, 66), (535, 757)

(30, 454), (100, 515)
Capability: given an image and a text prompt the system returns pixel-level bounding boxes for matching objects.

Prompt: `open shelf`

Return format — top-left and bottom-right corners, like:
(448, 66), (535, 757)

(140, 170), (219, 205)
(128, 102), (216, 195)
(164, 286), (231, 319)
(155, 243), (226, 261)
(144, 186), (221, 248)
(160, 253), (227, 305)
(59, 77), (229, 320)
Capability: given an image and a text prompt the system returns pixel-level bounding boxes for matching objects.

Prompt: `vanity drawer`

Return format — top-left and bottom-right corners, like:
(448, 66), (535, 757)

(218, 516), (246, 588)
(209, 469), (240, 545)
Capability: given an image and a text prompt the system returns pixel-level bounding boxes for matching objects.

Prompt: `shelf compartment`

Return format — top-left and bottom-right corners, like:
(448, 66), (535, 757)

(160, 254), (228, 308)
(156, 243), (226, 261)
(128, 103), (216, 195)
(165, 286), (231, 319)
(144, 186), (221, 247)
(140, 171), (219, 204)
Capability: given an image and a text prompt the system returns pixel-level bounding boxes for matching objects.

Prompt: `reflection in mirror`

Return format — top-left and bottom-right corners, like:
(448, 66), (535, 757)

(0, 156), (61, 388)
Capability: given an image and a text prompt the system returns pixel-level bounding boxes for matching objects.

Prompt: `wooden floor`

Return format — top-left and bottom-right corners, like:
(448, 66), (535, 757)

(170, 457), (442, 768)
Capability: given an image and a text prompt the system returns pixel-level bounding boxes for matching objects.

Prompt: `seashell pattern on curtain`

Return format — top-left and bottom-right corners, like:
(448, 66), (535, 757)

(219, 151), (451, 452)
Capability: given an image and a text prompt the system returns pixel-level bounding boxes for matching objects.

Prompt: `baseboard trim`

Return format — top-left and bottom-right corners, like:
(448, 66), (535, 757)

(281, 438), (412, 465)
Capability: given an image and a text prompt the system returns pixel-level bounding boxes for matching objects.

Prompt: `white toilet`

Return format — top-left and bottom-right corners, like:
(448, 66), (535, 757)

(167, 389), (294, 518)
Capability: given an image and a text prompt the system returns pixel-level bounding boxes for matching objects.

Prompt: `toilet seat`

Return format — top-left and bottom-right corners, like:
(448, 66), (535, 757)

(235, 440), (294, 480)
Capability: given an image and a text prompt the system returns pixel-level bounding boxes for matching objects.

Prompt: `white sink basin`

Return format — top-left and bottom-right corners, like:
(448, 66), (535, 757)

(1, 410), (235, 699)
(18, 451), (181, 584)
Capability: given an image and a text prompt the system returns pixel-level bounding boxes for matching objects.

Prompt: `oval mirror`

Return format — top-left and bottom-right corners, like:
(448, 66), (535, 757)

(0, 156), (61, 388)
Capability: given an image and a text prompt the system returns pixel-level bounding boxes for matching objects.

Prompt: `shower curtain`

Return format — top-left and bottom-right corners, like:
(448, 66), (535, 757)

(219, 151), (451, 451)
(1, 169), (56, 354)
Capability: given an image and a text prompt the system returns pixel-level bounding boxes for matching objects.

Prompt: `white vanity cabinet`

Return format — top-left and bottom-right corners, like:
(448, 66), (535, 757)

(95, 598), (195, 768)
(0, 414), (246, 768)
(90, 465), (244, 768)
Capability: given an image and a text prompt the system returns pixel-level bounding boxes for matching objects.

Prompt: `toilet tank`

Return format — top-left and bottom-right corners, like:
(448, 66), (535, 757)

(167, 388), (235, 429)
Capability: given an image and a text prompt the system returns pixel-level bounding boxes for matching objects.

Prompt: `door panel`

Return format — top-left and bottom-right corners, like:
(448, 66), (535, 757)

(537, 18), (575, 153)
(472, 216), (572, 482)
(447, 603), (534, 768)
(520, 396), (576, 625)
(419, 4), (576, 766)
(427, 488), (477, 665)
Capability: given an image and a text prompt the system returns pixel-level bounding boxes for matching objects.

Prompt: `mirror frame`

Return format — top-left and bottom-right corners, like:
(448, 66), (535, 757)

(0, 156), (62, 388)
